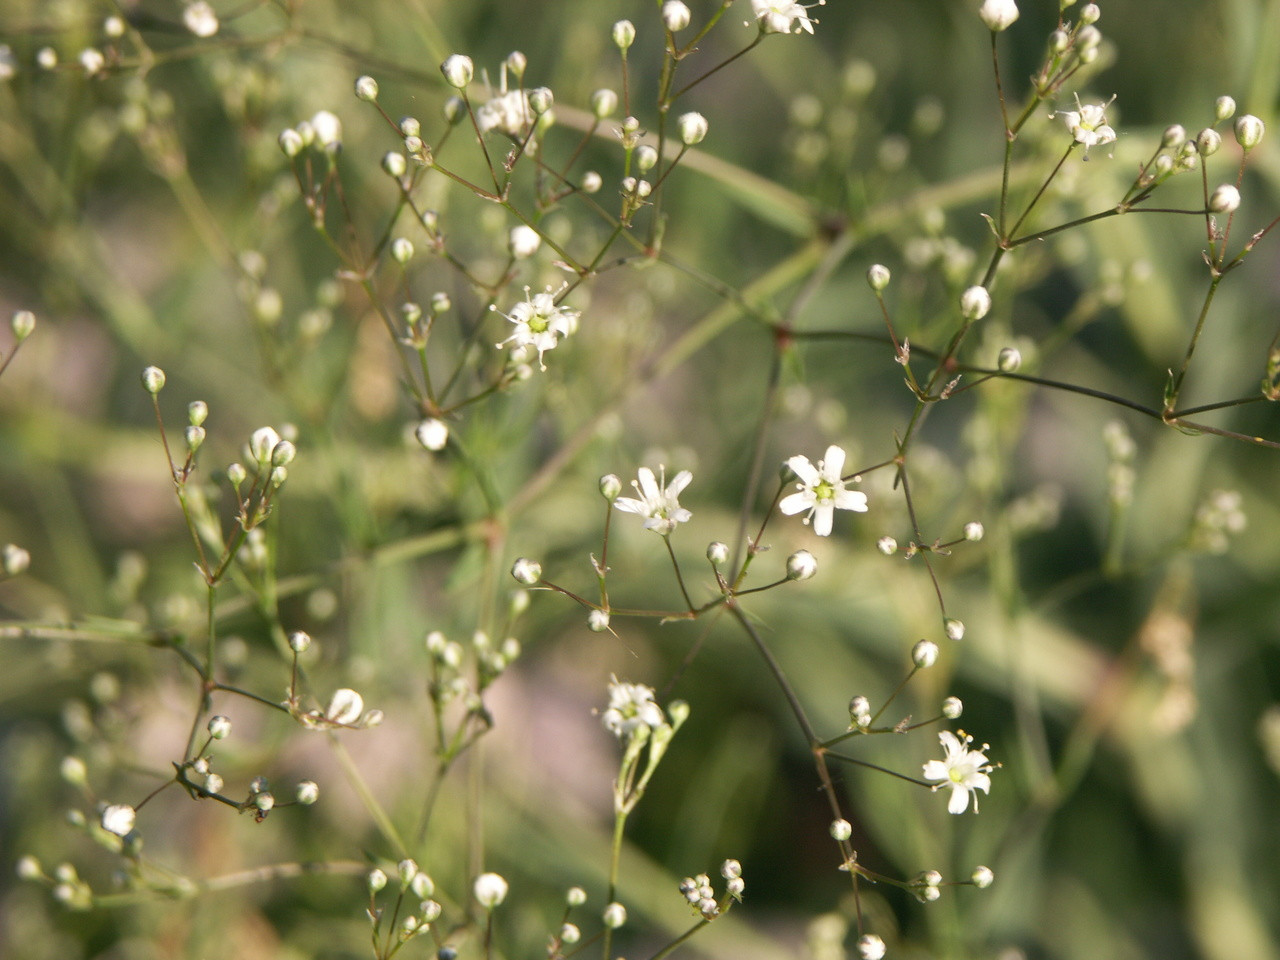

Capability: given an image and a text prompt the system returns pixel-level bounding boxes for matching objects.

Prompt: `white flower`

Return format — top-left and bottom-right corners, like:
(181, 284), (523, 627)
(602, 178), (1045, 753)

(751, 0), (822, 35)
(978, 0), (1019, 31)
(474, 872), (509, 907)
(857, 934), (887, 960)
(922, 731), (994, 814)
(476, 88), (533, 137)
(613, 466), (693, 534)
(601, 678), (666, 739)
(495, 286), (580, 370)
(1056, 94), (1117, 156)
(779, 445), (868, 536)
(100, 804), (136, 837)
(310, 110), (343, 149)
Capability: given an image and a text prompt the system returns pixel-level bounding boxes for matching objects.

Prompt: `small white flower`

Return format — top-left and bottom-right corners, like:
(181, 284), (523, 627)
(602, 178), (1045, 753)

(183, 2), (220, 38)
(978, 0), (1019, 31)
(752, 0), (822, 34)
(922, 731), (994, 814)
(325, 688), (364, 725)
(476, 89), (533, 137)
(474, 872), (509, 907)
(415, 418), (449, 451)
(100, 804), (136, 837)
(508, 224), (541, 259)
(780, 445), (868, 536)
(1056, 94), (1117, 156)
(311, 110), (343, 149)
(495, 286), (580, 370)
(857, 934), (887, 960)
(613, 466), (693, 535)
(602, 677), (666, 739)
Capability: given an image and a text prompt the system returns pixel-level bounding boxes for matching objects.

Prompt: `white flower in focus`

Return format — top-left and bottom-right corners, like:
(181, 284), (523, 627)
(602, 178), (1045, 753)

(613, 466), (693, 534)
(922, 731), (994, 814)
(183, 2), (220, 38)
(751, 0), (822, 34)
(1056, 94), (1117, 156)
(495, 286), (580, 370)
(473, 872), (509, 908)
(100, 804), (136, 837)
(602, 678), (666, 739)
(325, 688), (364, 725)
(779, 445), (868, 536)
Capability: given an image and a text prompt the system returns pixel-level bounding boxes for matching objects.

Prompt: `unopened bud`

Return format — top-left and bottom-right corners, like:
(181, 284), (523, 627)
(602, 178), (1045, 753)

(441, 55), (473, 89)
(1235, 114), (1265, 150)
(866, 264), (891, 291)
(355, 75), (378, 101)
(141, 365), (166, 394)
(677, 111), (708, 145)
(511, 558), (542, 585)
(612, 20), (636, 50)
(786, 549), (818, 581)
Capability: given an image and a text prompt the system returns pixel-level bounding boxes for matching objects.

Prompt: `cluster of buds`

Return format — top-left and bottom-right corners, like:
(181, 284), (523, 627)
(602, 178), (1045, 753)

(678, 860), (744, 920)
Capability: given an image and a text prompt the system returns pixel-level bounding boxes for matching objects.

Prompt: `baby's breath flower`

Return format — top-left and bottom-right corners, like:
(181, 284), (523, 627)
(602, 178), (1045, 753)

(391, 238), (414, 263)
(922, 731), (994, 813)
(100, 804), (136, 837)
(614, 466), (693, 534)
(1209, 184), (1241, 213)
(612, 20), (636, 50)
(602, 678), (665, 739)
(561, 922), (581, 944)
(960, 285), (992, 321)
(511, 558), (541, 585)
(857, 934), (887, 960)
(368, 868), (388, 893)
(325, 688), (364, 725)
(80, 48), (105, 76)
(279, 128), (304, 157)
(36, 47), (57, 69)
(972, 865), (995, 887)
(415, 418), (449, 452)
(997, 346), (1022, 372)
(602, 902), (627, 928)
(1214, 95), (1236, 121)
(296, 780), (319, 804)
(706, 541), (729, 565)
(1235, 114), (1265, 150)
(441, 55), (474, 89)
(588, 609), (611, 632)
(1056, 95), (1116, 156)
(208, 715), (232, 739)
(141, 365), (166, 394)
(866, 264), (891, 291)
(678, 111), (708, 145)
(829, 818), (852, 841)
(849, 695), (871, 727)
(1197, 127), (1222, 156)
(311, 110), (342, 149)
(979, 0), (1019, 31)
(183, 2), (219, 37)
(945, 618), (965, 641)
(354, 75), (379, 101)
(582, 171), (603, 192)
(912, 640), (939, 668)
(494, 286), (580, 370)
(877, 536), (897, 555)
(591, 88), (619, 118)
(16, 855), (43, 880)
(567, 886), (588, 906)
(1078, 2), (1100, 23)
(474, 872), (509, 908)
(635, 144), (659, 173)
(942, 696), (963, 719)
(1162, 124), (1187, 148)
(786, 550), (818, 581)
(780, 445), (868, 536)
(752, 0), (823, 35)
(964, 521), (985, 541)
(663, 1), (691, 31)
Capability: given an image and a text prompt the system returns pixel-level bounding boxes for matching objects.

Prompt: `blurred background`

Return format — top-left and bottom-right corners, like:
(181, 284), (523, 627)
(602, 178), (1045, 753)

(2, 1), (1280, 958)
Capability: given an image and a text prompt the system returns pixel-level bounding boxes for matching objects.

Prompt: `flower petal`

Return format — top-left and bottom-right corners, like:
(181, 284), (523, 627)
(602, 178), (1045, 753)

(812, 504), (834, 537)
(947, 783), (971, 814)
(666, 470), (693, 498)
(779, 491), (813, 516)
(786, 455), (820, 486)
(834, 489), (868, 512)
(821, 445), (846, 480)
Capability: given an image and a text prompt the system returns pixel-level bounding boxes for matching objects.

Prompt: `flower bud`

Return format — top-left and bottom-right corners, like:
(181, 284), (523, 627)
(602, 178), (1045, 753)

(581, 171), (603, 193)
(677, 111), (708, 145)
(528, 86), (554, 115)
(979, 0), (1020, 31)
(208, 715), (232, 739)
(567, 886), (587, 906)
(786, 549), (818, 581)
(561, 923), (581, 944)
(511, 558), (541, 585)
(960, 285), (992, 321)
(311, 111), (342, 149)
(383, 151), (407, 178)
(876, 536), (897, 555)
(602, 901), (627, 928)
(368, 868), (388, 893)
(944, 617), (965, 641)
(912, 640), (939, 668)
(588, 609), (611, 632)
(296, 780), (319, 804)
(2, 544), (30, 576)
(997, 346), (1022, 372)
(288, 630), (312, 653)
(866, 264), (891, 291)
(612, 20), (636, 50)
(11, 310), (35, 341)
(355, 75), (379, 101)
(414, 418), (449, 452)
(100, 804), (136, 837)
(509, 224), (541, 259)
(663, 1), (691, 31)
(1161, 124), (1186, 148)
(61, 756), (87, 785)
(964, 521), (985, 541)
(140, 365), (167, 394)
(706, 541), (729, 565)
(829, 818), (852, 841)
(942, 695), (963, 718)
(440, 55), (473, 89)
(391, 237), (414, 264)
(599, 474), (623, 499)
(278, 128), (304, 157)
(1196, 127), (1222, 157)
(591, 88), (619, 119)
(1209, 184), (1241, 213)
(857, 934), (887, 960)
(184, 425), (205, 452)
(1214, 95), (1236, 121)
(474, 872), (509, 908)
(1078, 2), (1100, 23)
(972, 865), (995, 887)
(635, 144), (659, 173)
(1235, 114), (1265, 150)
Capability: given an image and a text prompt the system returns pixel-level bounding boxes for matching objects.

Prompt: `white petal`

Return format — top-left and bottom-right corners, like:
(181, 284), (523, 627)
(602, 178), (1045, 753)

(613, 497), (646, 515)
(947, 784), (971, 814)
(969, 772), (992, 795)
(938, 730), (961, 754)
(779, 491), (813, 516)
(922, 760), (948, 781)
(666, 470), (693, 497)
(834, 489), (868, 512)
(812, 504), (834, 537)
(327, 688), (364, 724)
(786, 455), (820, 486)
(821, 445), (846, 480)
(635, 467), (659, 501)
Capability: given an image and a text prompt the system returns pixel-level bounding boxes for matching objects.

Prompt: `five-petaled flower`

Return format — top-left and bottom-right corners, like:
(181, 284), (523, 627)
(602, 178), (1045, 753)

(613, 466), (693, 534)
(495, 286), (580, 369)
(922, 730), (994, 814)
(779, 444), (868, 536)
(602, 677), (666, 739)
(751, 0), (823, 34)
(1056, 94), (1117, 156)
